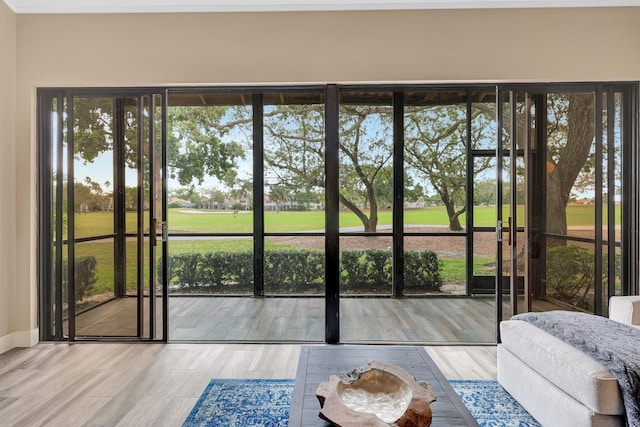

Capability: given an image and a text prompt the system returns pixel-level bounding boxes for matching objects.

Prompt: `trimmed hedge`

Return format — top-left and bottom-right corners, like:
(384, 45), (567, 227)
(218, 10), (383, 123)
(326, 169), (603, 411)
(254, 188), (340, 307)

(164, 249), (442, 294)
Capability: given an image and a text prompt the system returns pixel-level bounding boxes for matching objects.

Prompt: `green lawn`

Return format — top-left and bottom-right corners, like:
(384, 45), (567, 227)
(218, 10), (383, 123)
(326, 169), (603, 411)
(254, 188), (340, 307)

(71, 204), (621, 236)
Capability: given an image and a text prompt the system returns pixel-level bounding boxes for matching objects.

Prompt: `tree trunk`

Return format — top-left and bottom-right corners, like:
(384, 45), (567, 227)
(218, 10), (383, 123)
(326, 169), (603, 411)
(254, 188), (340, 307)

(545, 93), (594, 245)
(339, 194), (376, 232)
(439, 191), (464, 231)
(367, 187), (378, 233)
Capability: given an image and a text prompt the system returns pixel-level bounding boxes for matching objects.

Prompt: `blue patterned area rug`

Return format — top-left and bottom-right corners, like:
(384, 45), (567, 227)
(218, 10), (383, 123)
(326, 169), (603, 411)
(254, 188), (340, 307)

(183, 378), (539, 426)
(450, 380), (541, 427)
(182, 378), (293, 427)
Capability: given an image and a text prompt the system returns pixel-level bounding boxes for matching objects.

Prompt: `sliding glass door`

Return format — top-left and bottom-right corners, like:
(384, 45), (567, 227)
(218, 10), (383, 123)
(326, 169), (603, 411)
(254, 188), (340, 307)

(165, 90), (326, 342)
(38, 83), (638, 344)
(496, 85), (635, 333)
(39, 91), (166, 340)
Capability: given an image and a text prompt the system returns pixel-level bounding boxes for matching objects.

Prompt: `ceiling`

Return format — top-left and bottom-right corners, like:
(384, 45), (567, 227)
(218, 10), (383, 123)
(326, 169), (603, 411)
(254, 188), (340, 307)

(3, 0), (640, 14)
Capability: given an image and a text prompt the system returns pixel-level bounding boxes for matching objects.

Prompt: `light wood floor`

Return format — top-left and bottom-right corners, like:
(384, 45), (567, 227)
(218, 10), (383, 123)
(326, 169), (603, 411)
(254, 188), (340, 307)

(0, 343), (496, 427)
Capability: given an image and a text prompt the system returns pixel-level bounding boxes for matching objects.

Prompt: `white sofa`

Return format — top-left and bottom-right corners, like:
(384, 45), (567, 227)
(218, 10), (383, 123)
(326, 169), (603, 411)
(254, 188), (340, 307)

(497, 296), (640, 427)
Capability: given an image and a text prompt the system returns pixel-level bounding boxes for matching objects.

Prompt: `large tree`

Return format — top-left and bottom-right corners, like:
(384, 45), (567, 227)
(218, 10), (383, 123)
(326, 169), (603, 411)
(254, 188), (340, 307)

(405, 104), (494, 231)
(262, 103), (393, 232)
(337, 105), (393, 231)
(476, 93), (597, 238)
(71, 99), (244, 230)
(167, 106), (244, 187)
(545, 93), (595, 236)
(262, 101), (499, 232)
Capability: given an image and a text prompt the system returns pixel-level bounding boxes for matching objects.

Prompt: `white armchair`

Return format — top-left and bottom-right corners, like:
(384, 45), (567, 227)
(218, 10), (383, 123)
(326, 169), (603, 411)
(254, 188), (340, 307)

(609, 295), (640, 326)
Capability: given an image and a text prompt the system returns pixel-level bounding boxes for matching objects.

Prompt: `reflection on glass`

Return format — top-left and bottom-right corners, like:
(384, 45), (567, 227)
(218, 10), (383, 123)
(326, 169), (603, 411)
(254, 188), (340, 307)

(545, 93), (596, 238)
(546, 237), (595, 312)
(472, 91), (498, 150)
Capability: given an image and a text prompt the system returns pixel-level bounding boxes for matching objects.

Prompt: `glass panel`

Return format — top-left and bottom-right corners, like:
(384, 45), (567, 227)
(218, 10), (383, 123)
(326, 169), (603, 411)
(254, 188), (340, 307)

(501, 91), (512, 150)
(471, 90), (498, 150)
(499, 230), (513, 321)
(339, 92), (393, 233)
(473, 157), (497, 227)
(404, 91), (468, 232)
(404, 236), (465, 296)
(264, 93), (325, 232)
(613, 92), (623, 297)
(343, 234), (495, 343)
(123, 98), (141, 235)
(339, 236), (392, 296)
(60, 243), (69, 337)
(541, 92), (601, 315)
(515, 230), (526, 314)
(151, 94), (164, 339)
(473, 232), (496, 276)
(546, 237), (595, 313)
(153, 243), (164, 339)
(264, 237), (324, 296)
(167, 93), (253, 233)
(602, 91), (623, 304)
(167, 237), (254, 295)
(73, 239), (137, 337)
(546, 93), (596, 239)
(52, 96), (68, 338)
(73, 97), (116, 238)
(71, 96), (133, 337)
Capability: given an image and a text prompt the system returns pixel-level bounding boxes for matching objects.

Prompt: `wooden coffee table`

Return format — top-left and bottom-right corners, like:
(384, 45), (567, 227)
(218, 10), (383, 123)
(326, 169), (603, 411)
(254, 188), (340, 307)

(289, 345), (479, 427)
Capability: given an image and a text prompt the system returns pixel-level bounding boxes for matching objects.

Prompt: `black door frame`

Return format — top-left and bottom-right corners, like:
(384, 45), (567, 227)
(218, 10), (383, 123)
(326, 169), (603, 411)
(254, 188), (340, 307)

(37, 82), (639, 344)
(38, 89), (168, 341)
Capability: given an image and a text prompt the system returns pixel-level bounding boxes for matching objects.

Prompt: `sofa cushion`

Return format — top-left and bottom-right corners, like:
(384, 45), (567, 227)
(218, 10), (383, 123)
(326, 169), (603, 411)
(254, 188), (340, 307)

(500, 319), (624, 415)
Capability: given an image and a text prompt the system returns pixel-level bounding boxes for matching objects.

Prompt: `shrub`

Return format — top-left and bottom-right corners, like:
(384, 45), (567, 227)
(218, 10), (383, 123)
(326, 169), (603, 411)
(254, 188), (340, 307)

(62, 256), (98, 302)
(546, 245), (594, 309)
(340, 250), (370, 289)
(265, 250), (324, 290)
(404, 250), (443, 292)
(167, 253), (205, 288)
(164, 248), (442, 294)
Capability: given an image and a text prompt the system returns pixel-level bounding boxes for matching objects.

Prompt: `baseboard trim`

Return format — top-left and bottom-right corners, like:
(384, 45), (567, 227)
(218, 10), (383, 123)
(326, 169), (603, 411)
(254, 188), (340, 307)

(0, 328), (39, 355)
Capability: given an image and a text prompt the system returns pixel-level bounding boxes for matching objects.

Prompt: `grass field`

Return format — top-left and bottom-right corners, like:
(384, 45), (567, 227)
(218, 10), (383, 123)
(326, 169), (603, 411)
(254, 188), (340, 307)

(68, 204), (620, 299)
(73, 204), (621, 236)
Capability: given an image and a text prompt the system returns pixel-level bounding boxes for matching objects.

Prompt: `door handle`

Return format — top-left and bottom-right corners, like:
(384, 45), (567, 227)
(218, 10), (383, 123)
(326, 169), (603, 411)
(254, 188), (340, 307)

(150, 218), (157, 247)
(508, 217), (513, 246)
(497, 220), (503, 242)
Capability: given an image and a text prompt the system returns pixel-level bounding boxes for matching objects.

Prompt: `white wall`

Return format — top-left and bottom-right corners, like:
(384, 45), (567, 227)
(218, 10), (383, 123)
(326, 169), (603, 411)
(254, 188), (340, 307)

(7, 7), (640, 351)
